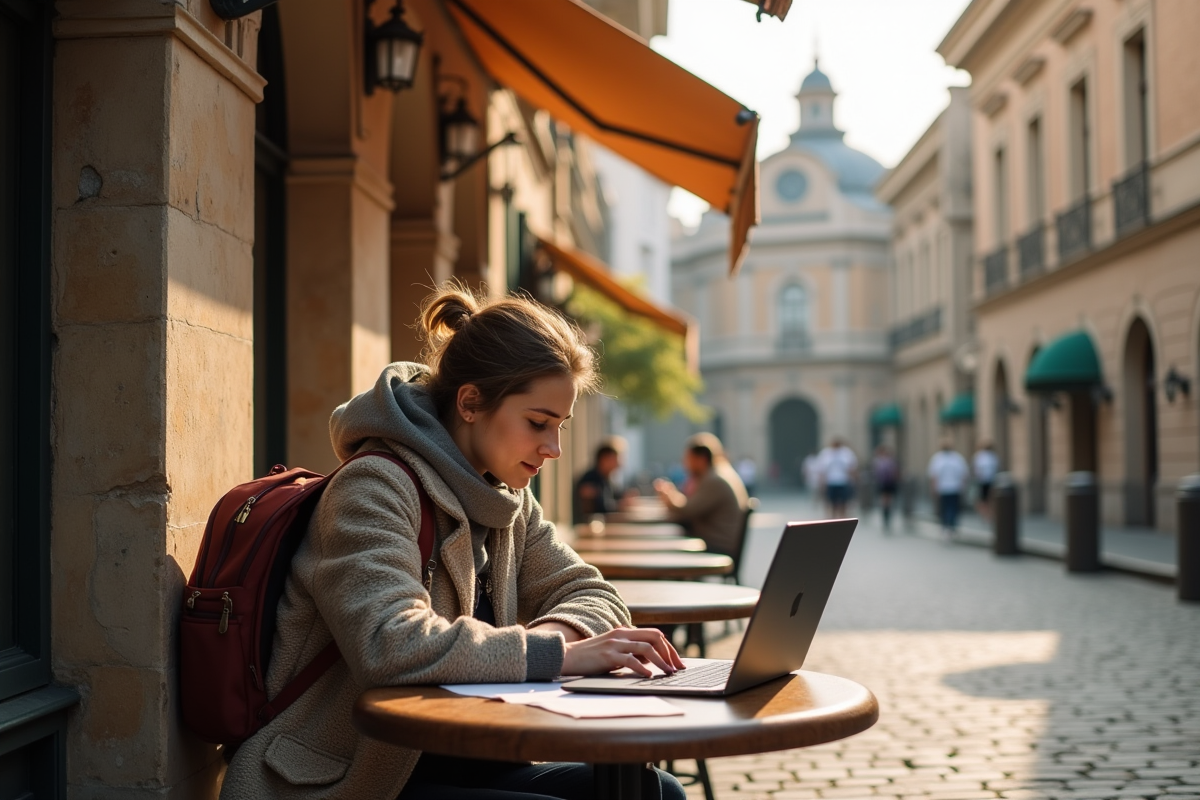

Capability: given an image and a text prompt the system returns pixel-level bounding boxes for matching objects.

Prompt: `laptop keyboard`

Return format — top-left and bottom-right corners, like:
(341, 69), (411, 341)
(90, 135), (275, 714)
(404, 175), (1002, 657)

(633, 661), (733, 688)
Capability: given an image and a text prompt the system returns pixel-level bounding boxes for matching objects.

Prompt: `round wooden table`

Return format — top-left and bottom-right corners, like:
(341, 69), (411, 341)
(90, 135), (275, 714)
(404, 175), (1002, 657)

(581, 551), (733, 580)
(605, 510), (672, 524)
(571, 537), (707, 553)
(354, 671), (878, 799)
(574, 522), (688, 539)
(610, 580), (759, 625)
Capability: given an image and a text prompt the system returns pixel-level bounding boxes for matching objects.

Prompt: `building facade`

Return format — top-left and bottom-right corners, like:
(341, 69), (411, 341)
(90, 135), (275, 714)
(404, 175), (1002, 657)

(670, 63), (892, 484)
(939, 0), (1200, 530)
(875, 87), (977, 484)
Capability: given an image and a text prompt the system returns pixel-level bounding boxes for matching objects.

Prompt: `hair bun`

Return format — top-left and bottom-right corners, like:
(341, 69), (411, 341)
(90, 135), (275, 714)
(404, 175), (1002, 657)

(420, 284), (481, 341)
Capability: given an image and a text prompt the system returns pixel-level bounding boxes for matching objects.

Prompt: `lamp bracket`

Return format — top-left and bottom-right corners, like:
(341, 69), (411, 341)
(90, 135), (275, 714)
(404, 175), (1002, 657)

(440, 132), (520, 181)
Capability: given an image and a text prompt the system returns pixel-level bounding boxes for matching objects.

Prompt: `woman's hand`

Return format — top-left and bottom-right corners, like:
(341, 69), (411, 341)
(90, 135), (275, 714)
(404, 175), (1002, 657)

(560, 627), (686, 678)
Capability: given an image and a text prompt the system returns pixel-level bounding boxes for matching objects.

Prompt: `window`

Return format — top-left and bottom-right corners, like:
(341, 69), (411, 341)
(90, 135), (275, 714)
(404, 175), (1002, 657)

(994, 146), (1009, 242)
(1122, 29), (1148, 168)
(778, 284), (809, 339)
(1026, 117), (1045, 223)
(1068, 78), (1091, 201)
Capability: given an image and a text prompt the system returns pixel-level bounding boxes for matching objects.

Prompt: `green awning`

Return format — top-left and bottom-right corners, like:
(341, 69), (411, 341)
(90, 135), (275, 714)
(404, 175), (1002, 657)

(940, 393), (975, 424)
(1024, 330), (1103, 392)
(871, 403), (903, 427)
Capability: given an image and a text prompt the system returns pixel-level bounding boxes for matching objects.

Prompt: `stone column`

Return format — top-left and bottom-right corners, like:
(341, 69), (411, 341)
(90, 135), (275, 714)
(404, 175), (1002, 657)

(390, 217), (460, 363)
(51, 1), (262, 795)
(286, 157), (394, 471)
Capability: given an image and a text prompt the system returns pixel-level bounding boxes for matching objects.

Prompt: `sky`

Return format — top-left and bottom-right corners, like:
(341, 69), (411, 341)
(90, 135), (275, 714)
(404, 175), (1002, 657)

(650, 0), (974, 226)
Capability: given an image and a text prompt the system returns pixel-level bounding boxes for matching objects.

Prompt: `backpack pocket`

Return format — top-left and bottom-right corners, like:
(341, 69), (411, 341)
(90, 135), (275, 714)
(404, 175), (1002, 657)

(179, 588), (259, 742)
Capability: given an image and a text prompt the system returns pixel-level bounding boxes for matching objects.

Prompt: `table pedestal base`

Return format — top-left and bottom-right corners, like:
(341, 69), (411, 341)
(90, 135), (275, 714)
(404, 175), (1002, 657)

(593, 763), (663, 799)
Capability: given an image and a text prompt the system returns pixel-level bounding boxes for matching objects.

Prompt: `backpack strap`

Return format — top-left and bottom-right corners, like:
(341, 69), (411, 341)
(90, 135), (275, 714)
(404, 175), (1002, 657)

(257, 451), (436, 727)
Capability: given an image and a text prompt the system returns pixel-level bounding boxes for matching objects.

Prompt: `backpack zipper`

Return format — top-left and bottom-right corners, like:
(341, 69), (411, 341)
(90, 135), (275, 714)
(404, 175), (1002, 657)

(219, 592), (232, 634)
(207, 482), (286, 586)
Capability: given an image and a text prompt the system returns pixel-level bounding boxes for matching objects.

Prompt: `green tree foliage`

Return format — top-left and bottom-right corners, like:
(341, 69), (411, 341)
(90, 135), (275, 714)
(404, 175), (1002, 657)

(566, 284), (708, 423)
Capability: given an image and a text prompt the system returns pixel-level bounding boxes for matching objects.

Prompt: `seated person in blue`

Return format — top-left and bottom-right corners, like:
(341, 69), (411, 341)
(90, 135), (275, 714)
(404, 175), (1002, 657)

(573, 438), (626, 523)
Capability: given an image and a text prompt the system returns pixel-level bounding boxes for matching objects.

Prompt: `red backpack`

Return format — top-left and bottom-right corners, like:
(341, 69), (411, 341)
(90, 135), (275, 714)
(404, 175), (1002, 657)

(179, 451), (435, 744)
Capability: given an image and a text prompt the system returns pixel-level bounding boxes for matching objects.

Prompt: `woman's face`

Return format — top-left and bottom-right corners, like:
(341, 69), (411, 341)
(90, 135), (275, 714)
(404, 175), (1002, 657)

(456, 374), (578, 490)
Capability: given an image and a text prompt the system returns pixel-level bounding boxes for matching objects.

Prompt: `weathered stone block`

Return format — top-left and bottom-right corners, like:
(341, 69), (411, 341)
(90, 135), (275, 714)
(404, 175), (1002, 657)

(92, 490), (171, 668)
(53, 36), (170, 210)
(165, 319), (253, 525)
(165, 205), (254, 341)
(52, 492), (120, 667)
(169, 43), (257, 242)
(53, 322), (166, 495)
(54, 204), (167, 325)
(64, 664), (166, 787)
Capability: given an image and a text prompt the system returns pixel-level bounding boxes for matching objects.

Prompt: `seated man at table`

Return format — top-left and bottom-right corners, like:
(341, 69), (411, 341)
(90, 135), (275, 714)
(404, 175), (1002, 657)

(653, 433), (748, 557)
(573, 437), (628, 523)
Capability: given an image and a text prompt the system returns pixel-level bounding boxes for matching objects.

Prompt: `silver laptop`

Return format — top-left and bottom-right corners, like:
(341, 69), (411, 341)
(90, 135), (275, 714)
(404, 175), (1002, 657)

(562, 518), (855, 697)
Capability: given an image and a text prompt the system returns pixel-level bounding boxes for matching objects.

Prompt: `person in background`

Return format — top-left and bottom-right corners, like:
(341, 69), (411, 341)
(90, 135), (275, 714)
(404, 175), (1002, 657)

(972, 440), (1000, 519)
(735, 455), (758, 498)
(654, 433), (748, 558)
(871, 444), (900, 532)
(814, 437), (858, 519)
(573, 437), (627, 523)
(928, 437), (970, 537)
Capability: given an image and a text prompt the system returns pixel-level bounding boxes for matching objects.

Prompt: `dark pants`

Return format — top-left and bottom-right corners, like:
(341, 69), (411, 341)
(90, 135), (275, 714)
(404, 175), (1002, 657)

(399, 754), (686, 800)
(939, 492), (961, 530)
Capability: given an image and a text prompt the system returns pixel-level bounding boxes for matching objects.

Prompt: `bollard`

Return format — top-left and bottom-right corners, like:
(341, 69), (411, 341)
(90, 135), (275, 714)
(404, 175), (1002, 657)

(992, 472), (1019, 555)
(1065, 471), (1101, 572)
(1179, 475), (1200, 602)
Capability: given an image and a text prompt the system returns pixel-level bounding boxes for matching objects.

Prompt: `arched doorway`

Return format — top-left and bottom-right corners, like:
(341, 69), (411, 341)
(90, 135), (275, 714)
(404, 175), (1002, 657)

(769, 398), (819, 485)
(993, 360), (1011, 469)
(1122, 318), (1158, 525)
(1027, 346), (1049, 513)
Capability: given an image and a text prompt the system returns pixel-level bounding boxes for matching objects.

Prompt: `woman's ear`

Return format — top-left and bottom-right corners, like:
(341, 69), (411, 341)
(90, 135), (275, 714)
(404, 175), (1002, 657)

(456, 384), (483, 423)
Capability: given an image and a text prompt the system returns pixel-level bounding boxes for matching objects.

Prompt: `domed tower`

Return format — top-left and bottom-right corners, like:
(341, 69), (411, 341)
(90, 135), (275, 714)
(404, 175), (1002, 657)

(795, 59), (838, 136)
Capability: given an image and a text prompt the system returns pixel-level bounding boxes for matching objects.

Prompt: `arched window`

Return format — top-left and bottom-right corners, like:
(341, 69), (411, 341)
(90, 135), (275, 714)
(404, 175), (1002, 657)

(778, 284), (809, 347)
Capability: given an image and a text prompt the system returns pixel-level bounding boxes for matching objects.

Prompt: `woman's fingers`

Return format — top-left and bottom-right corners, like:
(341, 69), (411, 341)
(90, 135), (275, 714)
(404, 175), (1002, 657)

(623, 652), (653, 677)
(621, 640), (674, 675)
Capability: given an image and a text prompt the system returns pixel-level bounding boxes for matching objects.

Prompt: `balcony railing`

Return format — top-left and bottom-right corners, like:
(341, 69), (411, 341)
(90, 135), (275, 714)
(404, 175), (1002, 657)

(1017, 225), (1044, 278)
(1056, 197), (1091, 262)
(1113, 163), (1150, 238)
(889, 306), (942, 350)
(983, 245), (1009, 294)
(776, 330), (812, 352)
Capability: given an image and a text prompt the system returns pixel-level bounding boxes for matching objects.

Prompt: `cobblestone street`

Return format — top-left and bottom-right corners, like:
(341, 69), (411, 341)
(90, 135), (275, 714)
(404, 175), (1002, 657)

(678, 493), (1200, 800)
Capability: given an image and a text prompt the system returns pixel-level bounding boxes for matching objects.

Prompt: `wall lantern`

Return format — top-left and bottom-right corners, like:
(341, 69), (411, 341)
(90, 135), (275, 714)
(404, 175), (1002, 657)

(442, 95), (481, 165)
(437, 74), (519, 181)
(1164, 366), (1192, 403)
(366, 0), (424, 95)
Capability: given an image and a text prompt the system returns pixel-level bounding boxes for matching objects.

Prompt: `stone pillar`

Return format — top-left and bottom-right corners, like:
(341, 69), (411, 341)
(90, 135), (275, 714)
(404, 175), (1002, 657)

(287, 157), (394, 472)
(390, 217), (459, 363)
(51, 1), (262, 795)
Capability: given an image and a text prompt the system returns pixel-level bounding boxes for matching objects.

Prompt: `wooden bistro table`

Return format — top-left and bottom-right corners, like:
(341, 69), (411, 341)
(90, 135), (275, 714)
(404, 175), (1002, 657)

(609, 580), (759, 626)
(355, 671), (879, 799)
(576, 522), (690, 539)
(580, 551), (733, 581)
(570, 537), (707, 553)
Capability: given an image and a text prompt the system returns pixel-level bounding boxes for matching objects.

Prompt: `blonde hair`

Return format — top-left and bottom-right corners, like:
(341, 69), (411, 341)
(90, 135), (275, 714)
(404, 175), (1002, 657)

(418, 283), (599, 419)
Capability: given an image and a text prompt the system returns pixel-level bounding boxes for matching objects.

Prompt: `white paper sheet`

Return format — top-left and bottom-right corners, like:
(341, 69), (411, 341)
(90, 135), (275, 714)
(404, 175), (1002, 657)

(440, 682), (565, 699)
(439, 682), (683, 719)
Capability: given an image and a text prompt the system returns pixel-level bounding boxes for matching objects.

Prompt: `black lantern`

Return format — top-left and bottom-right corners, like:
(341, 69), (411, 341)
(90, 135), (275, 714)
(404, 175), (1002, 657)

(442, 97), (481, 165)
(366, 0), (423, 95)
(1164, 366), (1192, 403)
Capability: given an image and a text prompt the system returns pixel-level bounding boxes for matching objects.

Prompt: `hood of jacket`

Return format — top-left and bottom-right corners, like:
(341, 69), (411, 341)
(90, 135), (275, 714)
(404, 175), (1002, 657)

(329, 362), (522, 530)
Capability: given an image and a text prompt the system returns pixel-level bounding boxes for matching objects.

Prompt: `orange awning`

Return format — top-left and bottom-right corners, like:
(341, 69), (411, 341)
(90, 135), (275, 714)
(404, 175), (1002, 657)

(535, 238), (698, 371)
(446, 0), (759, 274)
(740, 0), (793, 20)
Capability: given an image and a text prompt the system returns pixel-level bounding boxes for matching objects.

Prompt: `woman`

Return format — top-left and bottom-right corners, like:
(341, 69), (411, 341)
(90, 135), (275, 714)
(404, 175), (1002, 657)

(221, 286), (686, 799)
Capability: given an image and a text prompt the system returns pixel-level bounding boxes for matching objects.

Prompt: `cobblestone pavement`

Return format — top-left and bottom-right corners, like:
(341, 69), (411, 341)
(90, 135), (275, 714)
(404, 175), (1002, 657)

(676, 493), (1200, 800)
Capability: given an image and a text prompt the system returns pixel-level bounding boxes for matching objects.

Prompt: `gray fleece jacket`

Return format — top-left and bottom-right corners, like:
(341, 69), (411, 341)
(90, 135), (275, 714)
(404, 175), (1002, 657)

(219, 362), (630, 799)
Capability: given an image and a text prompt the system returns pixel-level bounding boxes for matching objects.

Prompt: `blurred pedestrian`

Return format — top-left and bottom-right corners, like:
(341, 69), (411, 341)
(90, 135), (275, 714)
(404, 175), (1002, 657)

(972, 440), (1000, 519)
(735, 455), (758, 498)
(814, 437), (858, 519)
(928, 438), (970, 536)
(871, 444), (900, 532)
(573, 436), (627, 524)
(654, 433), (748, 557)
